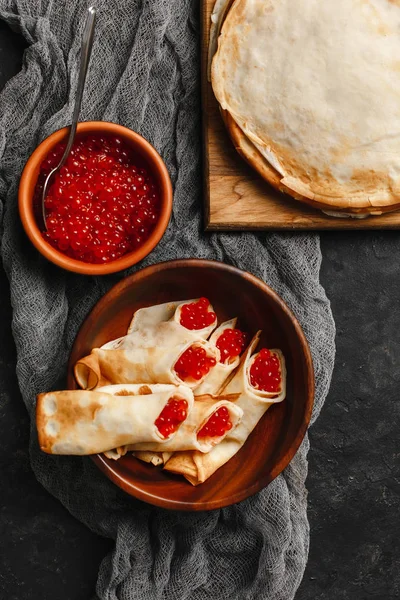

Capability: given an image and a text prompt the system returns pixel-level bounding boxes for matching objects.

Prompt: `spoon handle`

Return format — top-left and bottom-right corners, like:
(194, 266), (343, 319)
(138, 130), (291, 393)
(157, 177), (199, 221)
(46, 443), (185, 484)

(40, 7), (96, 229)
(60, 6), (96, 166)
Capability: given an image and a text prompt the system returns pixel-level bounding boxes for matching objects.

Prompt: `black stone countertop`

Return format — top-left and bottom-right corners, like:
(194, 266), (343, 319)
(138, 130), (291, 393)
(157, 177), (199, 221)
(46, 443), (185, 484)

(0, 20), (399, 600)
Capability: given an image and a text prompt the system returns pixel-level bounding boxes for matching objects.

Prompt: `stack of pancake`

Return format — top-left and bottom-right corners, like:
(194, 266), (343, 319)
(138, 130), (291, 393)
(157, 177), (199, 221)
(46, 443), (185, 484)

(210, 0), (400, 217)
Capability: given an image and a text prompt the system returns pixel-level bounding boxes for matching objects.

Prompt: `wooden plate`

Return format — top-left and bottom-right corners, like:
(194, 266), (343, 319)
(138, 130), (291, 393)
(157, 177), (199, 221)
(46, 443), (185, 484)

(67, 259), (314, 510)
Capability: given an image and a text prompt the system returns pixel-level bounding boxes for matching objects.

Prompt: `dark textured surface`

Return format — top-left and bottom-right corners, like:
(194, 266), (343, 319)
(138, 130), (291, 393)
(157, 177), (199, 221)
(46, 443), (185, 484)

(298, 232), (400, 600)
(0, 255), (112, 600)
(0, 20), (399, 600)
(0, 20), (112, 600)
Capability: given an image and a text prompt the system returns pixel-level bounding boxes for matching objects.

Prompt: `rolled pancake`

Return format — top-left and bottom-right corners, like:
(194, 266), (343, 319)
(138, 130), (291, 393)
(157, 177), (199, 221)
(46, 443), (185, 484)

(96, 383), (178, 460)
(225, 346), (286, 401)
(102, 298), (218, 353)
(97, 384), (177, 462)
(36, 386), (194, 455)
(164, 334), (286, 485)
(74, 339), (220, 390)
(127, 298), (217, 340)
(212, 0), (400, 212)
(99, 387), (242, 460)
(195, 319), (242, 396)
(132, 397), (243, 453)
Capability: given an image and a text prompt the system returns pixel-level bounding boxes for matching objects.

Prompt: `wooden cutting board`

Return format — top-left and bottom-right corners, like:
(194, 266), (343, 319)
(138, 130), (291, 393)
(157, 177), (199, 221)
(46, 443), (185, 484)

(202, 0), (400, 230)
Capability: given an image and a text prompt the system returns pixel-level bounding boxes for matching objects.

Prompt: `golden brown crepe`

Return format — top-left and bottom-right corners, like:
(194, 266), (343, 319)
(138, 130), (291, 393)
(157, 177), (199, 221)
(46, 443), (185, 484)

(96, 384), (178, 460)
(36, 386), (194, 455)
(74, 339), (220, 390)
(133, 396), (243, 453)
(96, 385), (243, 457)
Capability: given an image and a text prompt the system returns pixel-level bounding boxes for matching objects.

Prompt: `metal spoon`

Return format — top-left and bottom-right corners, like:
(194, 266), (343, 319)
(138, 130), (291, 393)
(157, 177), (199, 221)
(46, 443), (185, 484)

(41, 6), (96, 229)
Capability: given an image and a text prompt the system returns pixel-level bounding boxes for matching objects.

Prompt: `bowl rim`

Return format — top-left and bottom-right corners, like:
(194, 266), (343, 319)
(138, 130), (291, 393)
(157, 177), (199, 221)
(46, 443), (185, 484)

(18, 121), (173, 275)
(67, 258), (315, 510)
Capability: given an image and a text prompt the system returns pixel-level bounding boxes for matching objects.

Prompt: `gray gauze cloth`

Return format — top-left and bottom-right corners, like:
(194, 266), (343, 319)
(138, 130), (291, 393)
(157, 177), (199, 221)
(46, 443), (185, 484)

(0, 1), (335, 599)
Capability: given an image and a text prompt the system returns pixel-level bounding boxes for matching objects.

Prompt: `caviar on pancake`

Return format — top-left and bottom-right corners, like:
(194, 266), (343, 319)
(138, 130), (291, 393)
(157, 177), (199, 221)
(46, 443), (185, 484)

(197, 406), (233, 438)
(249, 348), (282, 393)
(174, 345), (217, 382)
(179, 297), (216, 330)
(216, 328), (247, 364)
(154, 397), (188, 439)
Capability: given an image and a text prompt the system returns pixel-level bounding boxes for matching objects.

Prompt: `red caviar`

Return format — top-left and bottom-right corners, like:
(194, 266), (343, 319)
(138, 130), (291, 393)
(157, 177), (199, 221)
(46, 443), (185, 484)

(180, 297), (216, 330)
(34, 133), (160, 264)
(198, 406), (232, 438)
(155, 397), (188, 439)
(216, 328), (247, 364)
(249, 348), (281, 393)
(174, 345), (217, 382)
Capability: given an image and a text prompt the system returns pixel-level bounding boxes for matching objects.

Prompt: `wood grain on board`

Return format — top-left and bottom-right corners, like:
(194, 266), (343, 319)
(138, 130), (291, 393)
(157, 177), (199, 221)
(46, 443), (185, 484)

(201, 0), (400, 230)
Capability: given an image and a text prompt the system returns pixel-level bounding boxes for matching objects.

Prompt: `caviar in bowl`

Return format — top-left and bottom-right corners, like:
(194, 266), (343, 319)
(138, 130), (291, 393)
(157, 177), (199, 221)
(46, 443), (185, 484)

(19, 122), (173, 275)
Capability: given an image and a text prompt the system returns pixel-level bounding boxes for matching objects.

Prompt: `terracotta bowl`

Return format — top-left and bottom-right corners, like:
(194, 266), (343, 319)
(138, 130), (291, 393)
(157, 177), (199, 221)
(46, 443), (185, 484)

(18, 121), (173, 275)
(66, 259), (314, 510)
